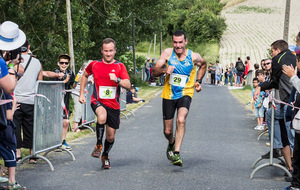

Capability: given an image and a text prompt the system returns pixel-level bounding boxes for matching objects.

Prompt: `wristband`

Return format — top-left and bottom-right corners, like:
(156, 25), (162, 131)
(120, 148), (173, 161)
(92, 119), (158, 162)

(196, 79), (202, 84)
(7, 63), (15, 68)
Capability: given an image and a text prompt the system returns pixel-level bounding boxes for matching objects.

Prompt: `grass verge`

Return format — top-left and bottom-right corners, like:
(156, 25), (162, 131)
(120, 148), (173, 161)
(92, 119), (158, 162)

(230, 85), (253, 111)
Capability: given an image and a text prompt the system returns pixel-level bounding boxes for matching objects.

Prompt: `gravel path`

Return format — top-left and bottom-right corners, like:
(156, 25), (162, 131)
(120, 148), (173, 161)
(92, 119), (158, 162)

(219, 0), (300, 69)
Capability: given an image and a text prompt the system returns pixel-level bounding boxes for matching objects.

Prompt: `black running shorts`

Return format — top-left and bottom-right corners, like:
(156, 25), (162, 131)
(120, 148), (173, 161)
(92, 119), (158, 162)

(162, 96), (192, 120)
(91, 101), (120, 129)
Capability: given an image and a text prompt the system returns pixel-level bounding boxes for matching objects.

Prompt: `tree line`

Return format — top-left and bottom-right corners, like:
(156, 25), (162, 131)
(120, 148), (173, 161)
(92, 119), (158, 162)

(0, 0), (226, 75)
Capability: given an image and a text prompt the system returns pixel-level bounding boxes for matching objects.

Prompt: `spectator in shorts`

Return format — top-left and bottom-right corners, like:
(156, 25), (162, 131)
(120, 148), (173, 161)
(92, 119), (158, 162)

(243, 60), (249, 86)
(252, 78), (264, 130)
(14, 40), (43, 164)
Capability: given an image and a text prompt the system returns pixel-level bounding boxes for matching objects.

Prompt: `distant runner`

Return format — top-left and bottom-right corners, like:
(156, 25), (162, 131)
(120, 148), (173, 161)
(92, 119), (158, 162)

(152, 30), (207, 166)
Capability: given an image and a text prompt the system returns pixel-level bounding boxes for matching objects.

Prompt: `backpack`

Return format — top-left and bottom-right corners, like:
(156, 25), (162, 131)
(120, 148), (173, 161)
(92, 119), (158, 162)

(237, 61), (245, 71)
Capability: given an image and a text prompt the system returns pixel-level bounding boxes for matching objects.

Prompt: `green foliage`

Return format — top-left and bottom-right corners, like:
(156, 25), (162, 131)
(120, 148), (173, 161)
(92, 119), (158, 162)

(232, 6), (275, 14)
(165, 0), (226, 43)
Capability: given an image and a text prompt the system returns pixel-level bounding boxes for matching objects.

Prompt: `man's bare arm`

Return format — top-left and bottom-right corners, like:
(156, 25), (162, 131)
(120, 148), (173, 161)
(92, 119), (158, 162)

(193, 53), (207, 80)
(152, 48), (172, 77)
(79, 71), (89, 104)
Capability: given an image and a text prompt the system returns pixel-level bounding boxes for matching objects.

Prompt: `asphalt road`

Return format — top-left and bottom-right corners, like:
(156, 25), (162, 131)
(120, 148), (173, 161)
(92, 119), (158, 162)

(16, 84), (290, 190)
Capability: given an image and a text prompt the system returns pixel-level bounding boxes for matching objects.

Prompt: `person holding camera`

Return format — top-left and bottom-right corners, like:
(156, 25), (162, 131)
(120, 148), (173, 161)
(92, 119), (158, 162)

(0, 21), (26, 190)
(13, 40), (43, 164)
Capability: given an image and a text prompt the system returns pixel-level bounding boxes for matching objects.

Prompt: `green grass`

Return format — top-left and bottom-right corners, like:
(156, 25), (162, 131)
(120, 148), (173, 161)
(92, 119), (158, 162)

(230, 85), (253, 110)
(232, 6), (275, 14)
(221, 0), (247, 9)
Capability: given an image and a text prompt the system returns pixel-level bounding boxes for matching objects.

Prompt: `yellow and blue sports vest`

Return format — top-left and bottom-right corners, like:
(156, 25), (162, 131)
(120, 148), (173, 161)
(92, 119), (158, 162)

(161, 48), (196, 100)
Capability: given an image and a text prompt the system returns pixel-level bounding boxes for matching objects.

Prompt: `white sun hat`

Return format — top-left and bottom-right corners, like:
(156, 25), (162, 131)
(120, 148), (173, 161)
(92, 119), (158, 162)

(0, 21), (26, 51)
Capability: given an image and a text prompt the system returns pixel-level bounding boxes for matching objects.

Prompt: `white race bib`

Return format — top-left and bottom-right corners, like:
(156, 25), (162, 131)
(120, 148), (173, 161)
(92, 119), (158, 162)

(99, 86), (116, 99)
(169, 73), (187, 87)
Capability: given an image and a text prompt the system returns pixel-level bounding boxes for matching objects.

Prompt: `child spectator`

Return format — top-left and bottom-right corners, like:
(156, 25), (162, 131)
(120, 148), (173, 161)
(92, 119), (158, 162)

(252, 78), (264, 130)
(126, 86), (145, 104)
(224, 66), (229, 85)
(254, 63), (260, 78)
(44, 54), (75, 150)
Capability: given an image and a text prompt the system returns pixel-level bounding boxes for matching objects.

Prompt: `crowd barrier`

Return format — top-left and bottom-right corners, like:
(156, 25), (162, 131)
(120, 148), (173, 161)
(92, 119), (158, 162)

(72, 83), (95, 133)
(17, 81), (75, 171)
(120, 87), (135, 119)
(250, 89), (291, 179)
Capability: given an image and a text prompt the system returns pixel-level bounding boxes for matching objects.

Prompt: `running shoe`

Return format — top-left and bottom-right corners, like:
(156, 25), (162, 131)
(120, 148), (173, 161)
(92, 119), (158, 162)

(62, 141), (72, 150)
(0, 176), (8, 183)
(170, 153), (183, 167)
(284, 186), (300, 190)
(101, 156), (111, 170)
(254, 125), (264, 131)
(91, 145), (102, 158)
(3, 181), (26, 190)
(166, 140), (175, 161)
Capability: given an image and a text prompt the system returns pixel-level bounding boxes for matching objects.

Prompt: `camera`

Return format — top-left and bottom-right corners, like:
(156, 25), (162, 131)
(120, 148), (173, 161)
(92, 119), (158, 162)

(9, 47), (22, 62)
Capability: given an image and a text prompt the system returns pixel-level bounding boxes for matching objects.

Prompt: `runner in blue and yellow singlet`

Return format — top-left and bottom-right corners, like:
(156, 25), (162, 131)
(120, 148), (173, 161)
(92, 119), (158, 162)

(153, 30), (207, 167)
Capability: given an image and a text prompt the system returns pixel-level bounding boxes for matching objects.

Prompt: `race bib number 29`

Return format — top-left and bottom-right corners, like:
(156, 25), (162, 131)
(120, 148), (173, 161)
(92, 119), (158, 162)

(169, 73), (187, 87)
(99, 86), (116, 99)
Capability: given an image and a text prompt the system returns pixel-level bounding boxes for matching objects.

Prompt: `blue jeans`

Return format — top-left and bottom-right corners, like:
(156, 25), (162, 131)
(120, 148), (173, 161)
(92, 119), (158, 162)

(236, 75), (241, 85)
(145, 69), (150, 81)
(266, 106), (283, 149)
(266, 104), (295, 150)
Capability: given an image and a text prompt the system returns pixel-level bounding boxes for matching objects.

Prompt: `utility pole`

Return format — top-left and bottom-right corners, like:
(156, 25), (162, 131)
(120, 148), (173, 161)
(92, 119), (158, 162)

(283, 0), (291, 42)
(132, 15), (136, 79)
(160, 20), (162, 55)
(66, 0), (75, 73)
(153, 34), (156, 59)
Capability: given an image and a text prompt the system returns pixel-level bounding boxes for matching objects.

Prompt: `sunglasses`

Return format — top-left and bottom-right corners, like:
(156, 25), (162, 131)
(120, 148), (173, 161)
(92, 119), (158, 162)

(264, 62), (271, 66)
(59, 62), (69, 65)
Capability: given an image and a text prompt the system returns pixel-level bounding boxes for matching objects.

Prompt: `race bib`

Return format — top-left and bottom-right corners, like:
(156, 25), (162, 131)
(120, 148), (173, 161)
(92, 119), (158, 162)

(169, 73), (187, 87)
(99, 86), (116, 99)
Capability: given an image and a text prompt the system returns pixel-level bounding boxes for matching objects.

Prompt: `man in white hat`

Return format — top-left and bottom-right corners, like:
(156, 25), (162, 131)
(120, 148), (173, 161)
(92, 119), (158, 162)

(0, 21), (26, 190)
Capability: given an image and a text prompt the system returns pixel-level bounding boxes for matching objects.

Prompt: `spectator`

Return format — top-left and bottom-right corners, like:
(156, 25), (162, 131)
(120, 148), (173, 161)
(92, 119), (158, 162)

(254, 63), (260, 78)
(228, 63), (234, 86)
(44, 54), (75, 150)
(126, 86), (145, 104)
(283, 47), (300, 189)
(254, 39), (296, 176)
(235, 57), (245, 87)
(205, 63), (212, 85)
(14, 40), (43, 164)
(145, 58), (151, 82)
(243, 60), (249, 86)
(252, 78), (264, 130)
(216, 60), (222, 86)
(0, 21), (26, 189)
(224, 66), (229, 85)
(210, 63), (216, 85)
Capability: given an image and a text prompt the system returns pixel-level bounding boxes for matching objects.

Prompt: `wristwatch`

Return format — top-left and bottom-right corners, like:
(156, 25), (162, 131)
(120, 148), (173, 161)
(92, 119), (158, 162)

(196, 79), (202, 84)
(116, 78), (121, 83)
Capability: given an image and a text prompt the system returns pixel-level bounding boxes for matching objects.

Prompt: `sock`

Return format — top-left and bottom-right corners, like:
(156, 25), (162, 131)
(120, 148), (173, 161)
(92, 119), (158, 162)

(103, 139), (114, 157)
(169, 140), (175, 148)
(62, 139), (66, 144)
(174, 151), (180, 155)
(96, 123), (105, 146)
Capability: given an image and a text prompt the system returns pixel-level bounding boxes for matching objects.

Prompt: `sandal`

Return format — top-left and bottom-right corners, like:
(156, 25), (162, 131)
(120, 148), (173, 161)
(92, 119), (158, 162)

(2, 181), (26, 190)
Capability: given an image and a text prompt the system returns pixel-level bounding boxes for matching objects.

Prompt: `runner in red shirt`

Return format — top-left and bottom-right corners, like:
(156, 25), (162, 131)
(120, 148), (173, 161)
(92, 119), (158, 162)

(79, 38), (131, 169)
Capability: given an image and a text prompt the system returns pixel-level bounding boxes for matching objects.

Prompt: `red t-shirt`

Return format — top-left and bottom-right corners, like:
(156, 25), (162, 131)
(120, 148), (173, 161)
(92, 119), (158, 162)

(85, 59), (130, 109)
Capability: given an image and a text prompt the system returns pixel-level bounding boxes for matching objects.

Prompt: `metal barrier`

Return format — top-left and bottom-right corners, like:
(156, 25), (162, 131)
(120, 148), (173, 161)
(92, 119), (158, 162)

(120, 87), (135, 119)
(73, 83), (95, 133)
(250, 89), (291, 179)
(17, 81), (75, 171)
